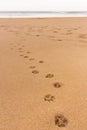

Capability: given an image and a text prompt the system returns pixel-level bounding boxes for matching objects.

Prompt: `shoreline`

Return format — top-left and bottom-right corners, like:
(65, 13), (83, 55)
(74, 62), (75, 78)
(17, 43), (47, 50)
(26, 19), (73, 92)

(0, 12), (87, 18)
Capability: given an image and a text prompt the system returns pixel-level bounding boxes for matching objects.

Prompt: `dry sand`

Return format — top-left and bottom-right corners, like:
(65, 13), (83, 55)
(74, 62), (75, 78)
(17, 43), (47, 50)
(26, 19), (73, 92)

(0, 18), (87, 130)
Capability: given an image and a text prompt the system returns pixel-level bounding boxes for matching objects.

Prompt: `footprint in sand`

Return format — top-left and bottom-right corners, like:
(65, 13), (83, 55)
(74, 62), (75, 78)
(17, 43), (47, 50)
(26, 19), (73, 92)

(36, 34), (40, 37)
(20, 54), (24, 57)
(10, 48), (13, 50)
(57, 39), (62, 41)
(53, 31), (58, 33)
(39, 60), (44, 63)
(53, 82), (63, 88)
(45, 74), (54, 78)
(18, 48), (22, 50)
(14, 45), (17, 47)
(24, 56), (29, 58)
(32, 70), (39, 74)
(26, 51), (31, 54)
(55, 114), (68, 127)
(29, 66), (36, 69)
(44, 94), (55, 102)
(22, 45), (25, 47)
(66, 32), (72, 35)
(19, 50), (23, 53)
(73, 28), (78, 30)
(18, 47), (23, 50)
(79, 40), (87, 43)
(79, 34), (87, 39)
(29, 58), (35, 61)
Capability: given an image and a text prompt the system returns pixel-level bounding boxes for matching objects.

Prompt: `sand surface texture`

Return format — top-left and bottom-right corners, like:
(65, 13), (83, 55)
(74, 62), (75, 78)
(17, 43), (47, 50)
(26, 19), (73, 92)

(0, 18), (87, 130)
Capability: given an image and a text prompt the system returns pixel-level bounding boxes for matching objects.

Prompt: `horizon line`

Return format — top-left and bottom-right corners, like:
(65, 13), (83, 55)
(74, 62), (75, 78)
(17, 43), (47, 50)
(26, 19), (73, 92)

(0, 11), (87, 13)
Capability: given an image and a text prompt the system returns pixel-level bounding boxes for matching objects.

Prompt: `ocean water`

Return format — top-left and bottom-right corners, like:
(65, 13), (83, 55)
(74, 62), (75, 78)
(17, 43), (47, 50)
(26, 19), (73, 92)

(0, 11), (87, 18)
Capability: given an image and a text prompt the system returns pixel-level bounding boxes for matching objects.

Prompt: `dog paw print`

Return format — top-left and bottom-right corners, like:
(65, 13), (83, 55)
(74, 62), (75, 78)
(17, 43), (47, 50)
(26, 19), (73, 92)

(45, 74), (54, 78)
(55, 114), (68, 127)
(29, 58), (35, 61)
(39, 60), (44, 63)
(53, 82), (63, 88)
(32, 70), (39, 74)
(29, 66), (36, 69)
(26, 51), (31, 54)
(44, 94), (55, 102)
(24, 56), (29, 58)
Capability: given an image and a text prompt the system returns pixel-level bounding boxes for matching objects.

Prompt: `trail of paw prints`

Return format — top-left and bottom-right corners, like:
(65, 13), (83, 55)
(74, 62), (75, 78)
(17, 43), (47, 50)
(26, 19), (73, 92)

(8, 28), (68, 128)
(11, 43), (42, 76)
(43, 82), (63, 103)
(16, 44), (31, 59)
(8, 25), (72, 128)
(9, 42), (64, 94)
(17, 47), (34, 61)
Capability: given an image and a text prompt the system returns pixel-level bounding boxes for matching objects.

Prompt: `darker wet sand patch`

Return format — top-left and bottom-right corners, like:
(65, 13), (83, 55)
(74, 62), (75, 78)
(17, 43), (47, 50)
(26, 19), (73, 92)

(55, 114), (68, 127)
(45, 74), (54, 78)
(32, 70), (39, 74)
(44, 94), (55, 102)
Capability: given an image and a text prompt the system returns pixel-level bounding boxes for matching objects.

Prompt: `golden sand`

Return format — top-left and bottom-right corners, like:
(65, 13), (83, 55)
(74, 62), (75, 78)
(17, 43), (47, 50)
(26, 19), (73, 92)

(0, 18), (87, 130)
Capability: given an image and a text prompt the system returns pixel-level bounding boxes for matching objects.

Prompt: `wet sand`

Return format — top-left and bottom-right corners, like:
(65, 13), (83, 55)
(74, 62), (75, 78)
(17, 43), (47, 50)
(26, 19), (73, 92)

(0, 18), (87, 130)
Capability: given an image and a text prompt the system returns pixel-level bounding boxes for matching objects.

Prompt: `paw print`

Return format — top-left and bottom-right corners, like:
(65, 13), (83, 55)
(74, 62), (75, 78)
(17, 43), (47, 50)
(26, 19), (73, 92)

(45, 74), (54, 78)
(32, 70), (39, 74)
(53, 82), (63, 88)
(44, 94), (55, 102)
(55, 114), (68, 127)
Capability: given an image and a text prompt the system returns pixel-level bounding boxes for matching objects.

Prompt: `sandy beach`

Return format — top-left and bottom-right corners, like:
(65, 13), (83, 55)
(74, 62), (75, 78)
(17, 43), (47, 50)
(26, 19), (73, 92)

(0, 18), (87, 130)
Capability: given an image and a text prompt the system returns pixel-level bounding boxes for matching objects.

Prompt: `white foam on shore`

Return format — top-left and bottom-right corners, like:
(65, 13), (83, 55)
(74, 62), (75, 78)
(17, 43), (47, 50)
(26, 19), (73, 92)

(0, 12), (87, 18)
